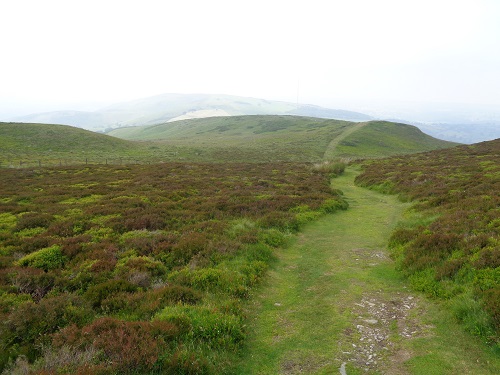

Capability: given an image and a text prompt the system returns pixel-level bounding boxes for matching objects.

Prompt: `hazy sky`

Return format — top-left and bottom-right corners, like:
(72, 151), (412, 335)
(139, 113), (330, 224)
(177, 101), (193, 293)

(1, 0), (500, 115)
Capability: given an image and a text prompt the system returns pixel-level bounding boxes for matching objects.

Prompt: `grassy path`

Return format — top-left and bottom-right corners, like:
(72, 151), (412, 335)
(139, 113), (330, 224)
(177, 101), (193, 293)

(323, 122), (368, 160)
(236, 167), (499, 374)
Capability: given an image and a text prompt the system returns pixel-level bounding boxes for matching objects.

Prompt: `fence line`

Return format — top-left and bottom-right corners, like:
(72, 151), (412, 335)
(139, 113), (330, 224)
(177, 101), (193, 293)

(0, 158), (157, 169)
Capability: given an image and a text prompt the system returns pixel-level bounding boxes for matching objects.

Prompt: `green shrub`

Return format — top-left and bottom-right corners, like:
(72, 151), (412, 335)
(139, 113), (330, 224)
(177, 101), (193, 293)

(320, 198), (348, 213)
(17, 245), (66, 270)
(239, 260), (268, 287)
(100, 285), (202, 318)
(162, 348), (211, 374)
(473, 268), (500, 291)
(242, 243), (274, 263)
(258, 229), (288, 247)
(408, 269), (447, 298)
(258, 211), (299, 232)
(450, 293), (496, 338)
(389, 226), (421, 247)
(1, 294), (93, 365)
(482, 287), (500, 331)
(155, 305), (244, 349)
(0, 290), (32, 313)
(169, 267), (229, 291)
(435, 259), (465, 281)
(294, 210), (322, 226)
(0, 212), (17, 230)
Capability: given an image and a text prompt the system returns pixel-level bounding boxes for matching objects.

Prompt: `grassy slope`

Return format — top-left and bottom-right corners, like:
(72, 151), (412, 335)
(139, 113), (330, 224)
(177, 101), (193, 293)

(0, 122), (136, 153)
(236, 167), (499, 374)
(0, 122), (182, 166)
(108, 116), (351, 162)
(1, 118), (457, 165)
(108, 117), (457, 162)
(332, 121), (459, 158)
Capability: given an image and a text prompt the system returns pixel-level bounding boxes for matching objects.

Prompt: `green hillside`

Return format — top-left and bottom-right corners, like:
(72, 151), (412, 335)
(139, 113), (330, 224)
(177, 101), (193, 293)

(1, 117), (458, 167)
(108, 116), (458, 162)
(331, 120), (459, 158)
(0, 122), (153, 167)
(0, 122), (134, 153)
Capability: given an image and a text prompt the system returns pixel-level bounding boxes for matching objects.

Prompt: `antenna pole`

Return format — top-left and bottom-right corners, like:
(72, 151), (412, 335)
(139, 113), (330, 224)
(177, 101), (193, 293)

(296, 78), (300, 109)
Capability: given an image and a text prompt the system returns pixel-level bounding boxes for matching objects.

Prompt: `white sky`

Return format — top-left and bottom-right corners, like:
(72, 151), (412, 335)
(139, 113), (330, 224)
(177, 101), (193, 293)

(1, 0), (500, 114)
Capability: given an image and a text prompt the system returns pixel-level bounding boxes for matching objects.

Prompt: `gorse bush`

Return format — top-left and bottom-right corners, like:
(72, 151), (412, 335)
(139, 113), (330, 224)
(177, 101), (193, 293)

(356, 139), (500, 345)
(0, 161), (346, 373)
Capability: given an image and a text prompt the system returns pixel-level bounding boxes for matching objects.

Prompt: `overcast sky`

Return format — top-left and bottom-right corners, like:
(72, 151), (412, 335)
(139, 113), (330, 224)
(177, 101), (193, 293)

(1, 0), (500, 116)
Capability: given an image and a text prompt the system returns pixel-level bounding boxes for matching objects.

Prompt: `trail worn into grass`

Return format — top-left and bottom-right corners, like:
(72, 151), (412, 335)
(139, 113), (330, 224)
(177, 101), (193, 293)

(323, 122), (368, 160)
(236, 167), (499, 374)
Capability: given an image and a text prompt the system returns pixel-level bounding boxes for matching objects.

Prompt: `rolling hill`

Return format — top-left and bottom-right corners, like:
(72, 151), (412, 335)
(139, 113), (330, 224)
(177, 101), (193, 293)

(108, 116), (459, 162)
(1, 117), (457, 166)
(330, 120), (460, 158)
(12, 93), (372, 131)
(0, 122), (134, 154)
(0, 122), (152, 167)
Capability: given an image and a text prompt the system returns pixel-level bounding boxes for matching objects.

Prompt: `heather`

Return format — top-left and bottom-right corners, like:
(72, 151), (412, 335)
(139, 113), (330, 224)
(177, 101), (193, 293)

(0, 162), (347, 373)
(355, 139), (500, 345)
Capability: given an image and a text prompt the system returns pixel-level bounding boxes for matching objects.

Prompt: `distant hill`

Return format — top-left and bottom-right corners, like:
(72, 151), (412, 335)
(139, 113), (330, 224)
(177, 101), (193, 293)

(13, 93), (372, 131)
(108, 116), (458, 162)
(409, 121), (500, 144)
(0, 122), (147, 167)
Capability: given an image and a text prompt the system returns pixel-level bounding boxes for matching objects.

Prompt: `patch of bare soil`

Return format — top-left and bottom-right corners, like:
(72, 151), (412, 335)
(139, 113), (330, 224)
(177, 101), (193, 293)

(279, 354), (331, 375)
(339, 290), (434, 374)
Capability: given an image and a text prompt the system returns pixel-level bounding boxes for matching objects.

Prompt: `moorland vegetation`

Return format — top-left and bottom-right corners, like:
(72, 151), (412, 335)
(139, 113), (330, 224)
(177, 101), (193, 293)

(2, 117), (496, 373)
(356, 139), (500, 347)
(0, 161), (347, 373)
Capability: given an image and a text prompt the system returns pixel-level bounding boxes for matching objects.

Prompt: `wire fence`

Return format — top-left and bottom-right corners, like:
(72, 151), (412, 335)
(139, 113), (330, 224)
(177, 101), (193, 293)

(0, 158), (159, 169)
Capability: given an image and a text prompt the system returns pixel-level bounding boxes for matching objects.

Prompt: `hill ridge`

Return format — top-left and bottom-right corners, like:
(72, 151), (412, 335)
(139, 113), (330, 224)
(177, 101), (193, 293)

(1, 118), (458, 166)
(11, 93), (372, 131)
